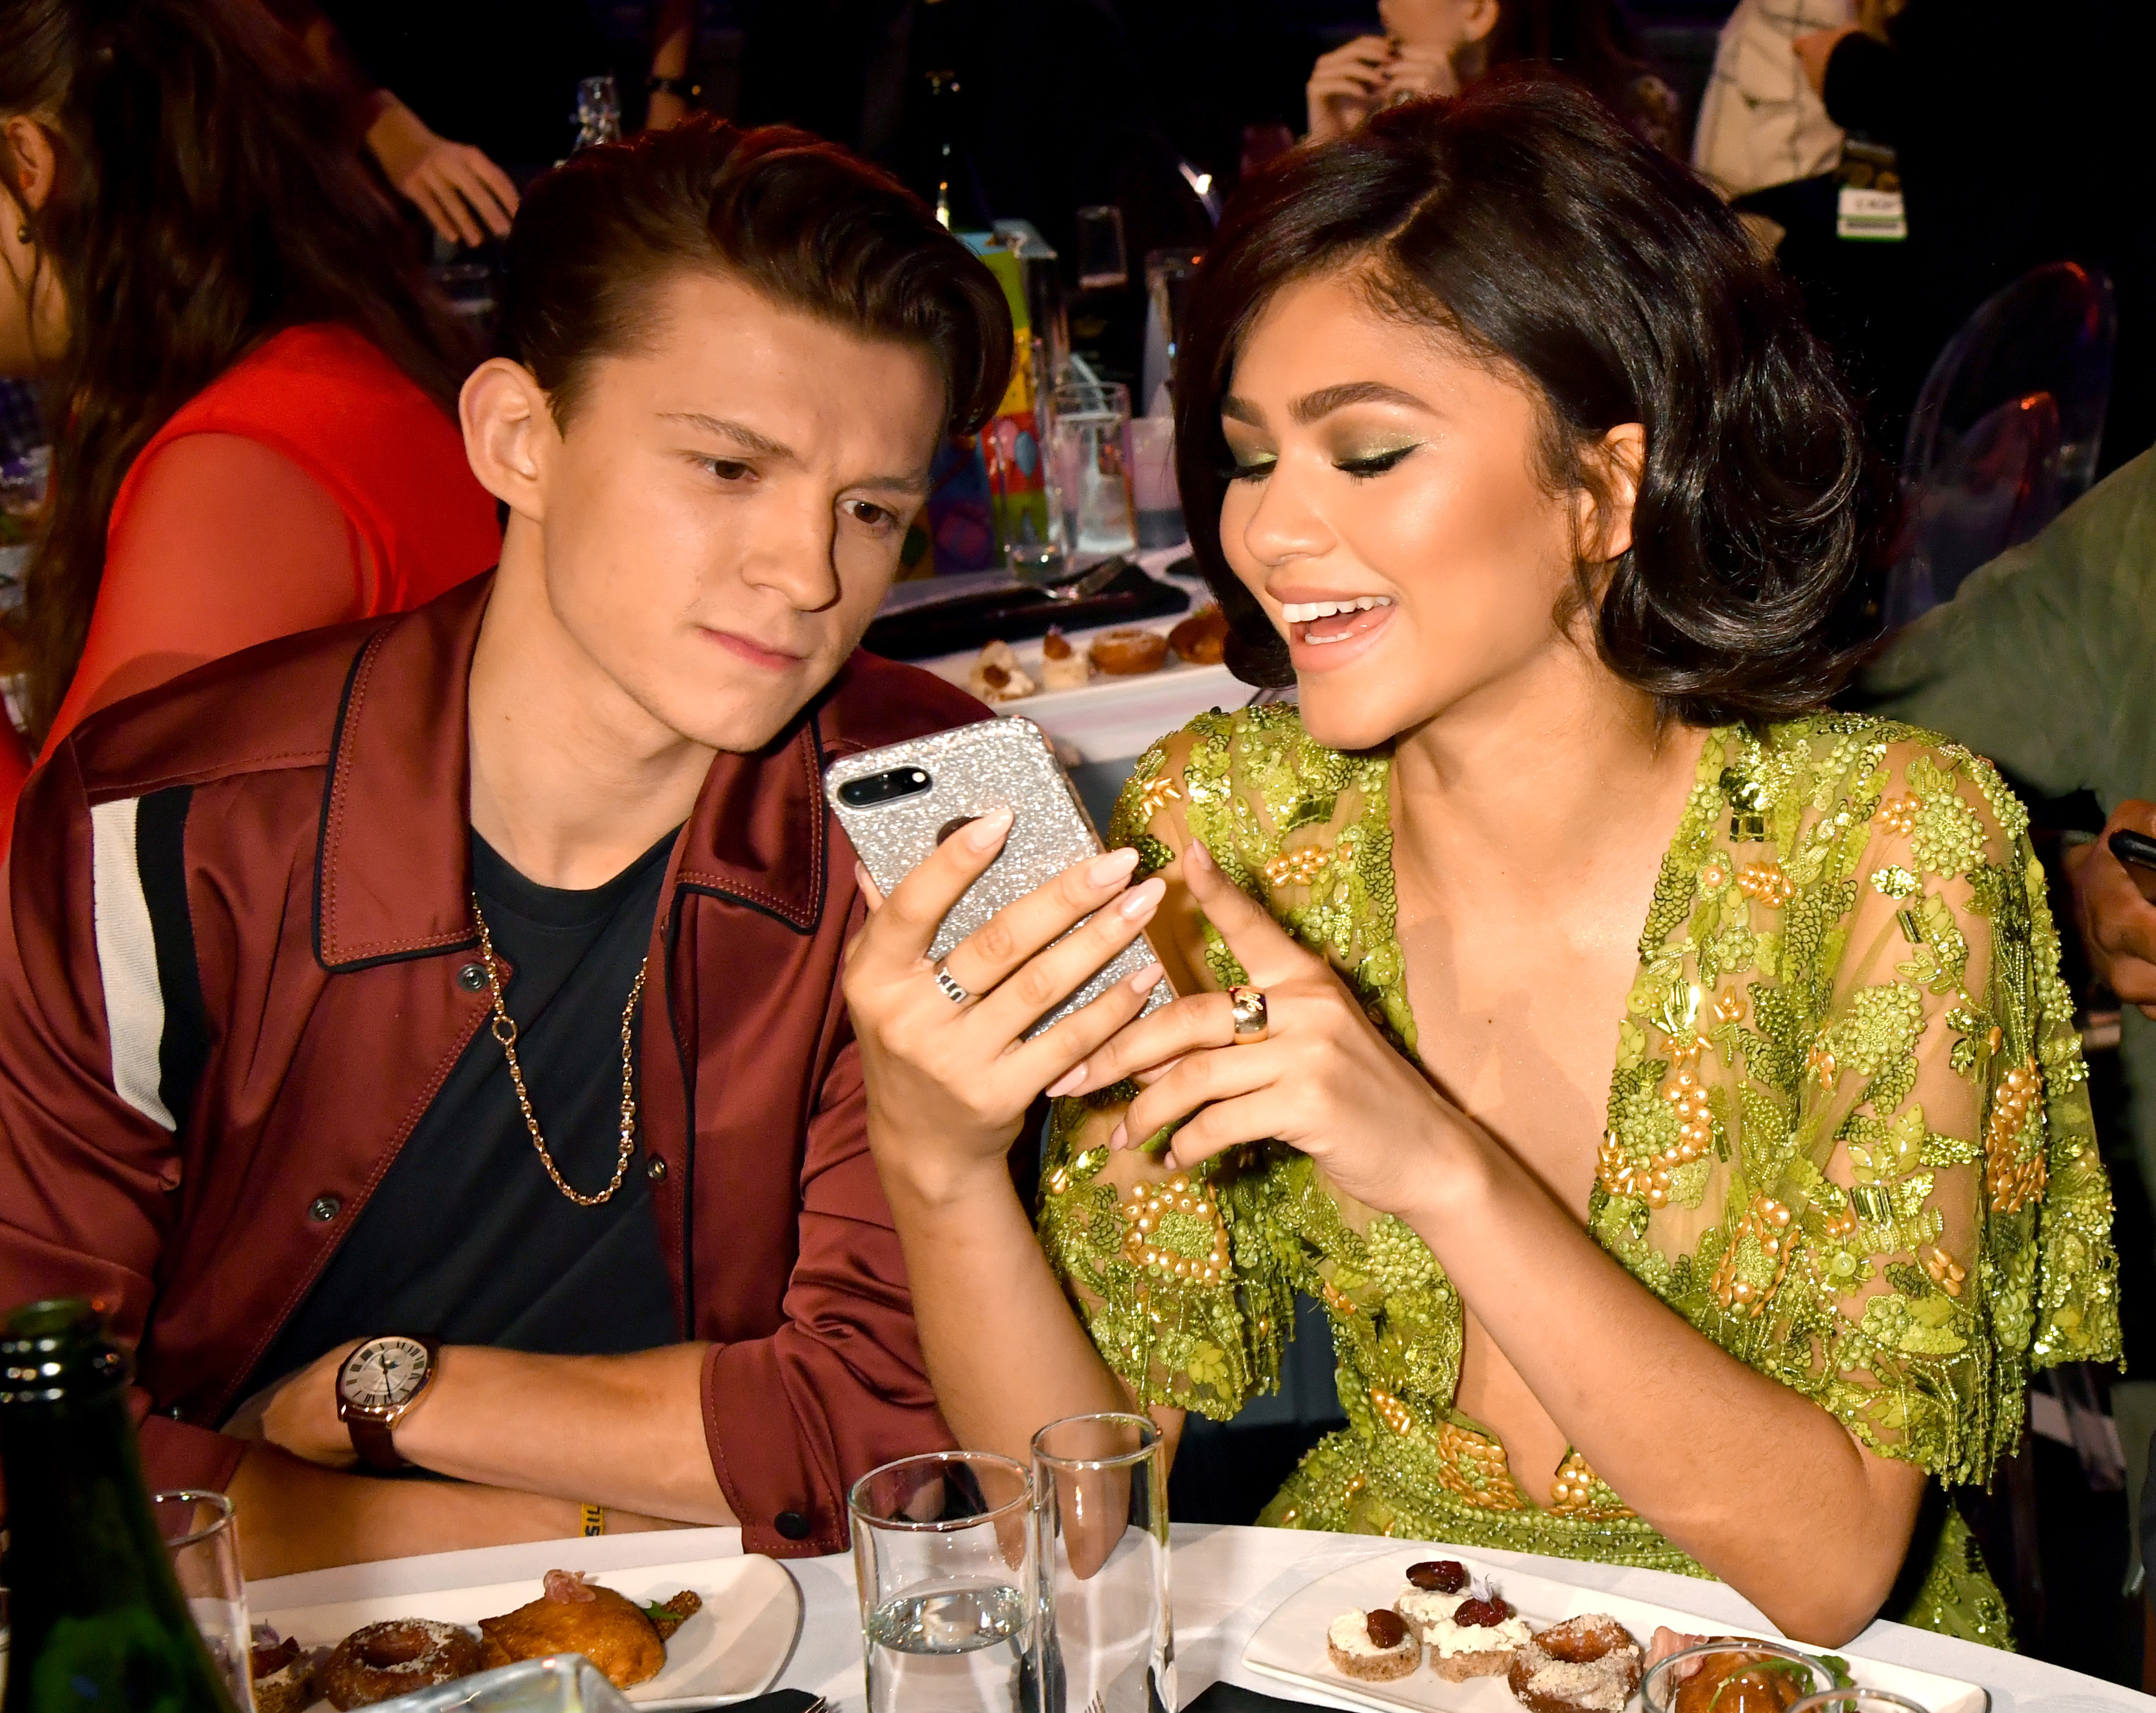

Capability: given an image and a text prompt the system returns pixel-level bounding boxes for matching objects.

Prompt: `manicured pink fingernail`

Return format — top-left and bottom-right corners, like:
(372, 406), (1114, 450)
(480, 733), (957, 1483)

(1046, 1064), (1086, 1098)
(1108, 1122), (1128, 1151)
(1088, 846), (1141, 887)
(1128, 962), (1162, 992)
(1119, 877), (1166, 919)
(966, 807), (1014, 850)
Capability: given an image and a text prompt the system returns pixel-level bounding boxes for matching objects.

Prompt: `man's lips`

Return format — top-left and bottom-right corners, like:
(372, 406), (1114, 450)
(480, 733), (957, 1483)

(702, 628), (810, 670)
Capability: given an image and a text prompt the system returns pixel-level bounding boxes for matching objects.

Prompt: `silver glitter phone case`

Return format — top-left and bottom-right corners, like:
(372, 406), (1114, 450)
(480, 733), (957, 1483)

(825, 716), (1174, 1039)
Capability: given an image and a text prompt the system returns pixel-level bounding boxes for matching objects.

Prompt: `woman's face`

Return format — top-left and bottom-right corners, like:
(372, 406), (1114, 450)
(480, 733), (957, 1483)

(1216, 270), (1613, 754)
(1377, 0), (1499, 56)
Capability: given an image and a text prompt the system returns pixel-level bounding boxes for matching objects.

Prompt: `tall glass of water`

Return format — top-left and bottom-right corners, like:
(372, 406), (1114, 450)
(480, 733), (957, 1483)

(851, 1450), (1035, 1713)
(1032, 1414), (1173, 1713)
(1049, 382), (1137, 566)
(153, 1489), (257, 1711)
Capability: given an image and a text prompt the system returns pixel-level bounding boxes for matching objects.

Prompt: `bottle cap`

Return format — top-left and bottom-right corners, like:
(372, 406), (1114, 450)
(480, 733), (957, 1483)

(1, 1296), (132, 1407)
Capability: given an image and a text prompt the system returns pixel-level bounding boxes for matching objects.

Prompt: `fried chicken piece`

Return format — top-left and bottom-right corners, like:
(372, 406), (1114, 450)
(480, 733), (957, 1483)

(480, 1581), (666, 1689)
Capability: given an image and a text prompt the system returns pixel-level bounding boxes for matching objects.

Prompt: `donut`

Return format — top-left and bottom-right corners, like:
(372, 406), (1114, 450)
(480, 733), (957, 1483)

(320, 1619), (482, 1710)
(1089, 627), (1168, 676)
(1509, 1615), (1644, 1713)
(1325, 1609), (1419, 1681)
(1168, 606), (1228, 665)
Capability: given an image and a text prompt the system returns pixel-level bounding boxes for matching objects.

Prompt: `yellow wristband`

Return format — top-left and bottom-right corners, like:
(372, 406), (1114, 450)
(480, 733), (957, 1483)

(580, 1503), (605, 1537)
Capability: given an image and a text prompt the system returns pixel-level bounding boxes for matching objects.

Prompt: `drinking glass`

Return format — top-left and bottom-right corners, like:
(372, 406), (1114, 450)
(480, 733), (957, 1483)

(1127, 418), (1183, 550)
(1790, 1694), (1929, 1713)
(1642, 1641), (1835, 1713)
(851, 1450), (1035, 1713)
(1142, 249), (1204, 414)
(153, 1489), (256, 1712)
(1032, 1414), (1173, 1713)
(1049, 382), (1137, 564)
(1074, 207), (1129, 292)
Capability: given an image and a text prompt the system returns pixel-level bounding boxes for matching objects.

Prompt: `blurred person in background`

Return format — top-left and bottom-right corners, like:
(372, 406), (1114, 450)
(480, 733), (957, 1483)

(0, 0), (500, 857)
(1792, 0), (2156, 473)
(1306, 0), (1681, 154)
(1691, 0), (1850, 201)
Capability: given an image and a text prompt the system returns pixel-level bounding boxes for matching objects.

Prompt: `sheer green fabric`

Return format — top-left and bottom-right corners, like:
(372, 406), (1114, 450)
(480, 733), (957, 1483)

(1037, 707), (2120, 1648)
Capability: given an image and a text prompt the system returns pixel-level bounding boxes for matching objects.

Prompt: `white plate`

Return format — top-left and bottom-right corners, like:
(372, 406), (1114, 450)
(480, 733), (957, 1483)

(254, 1553), (802, 1709)
(1242, 1548), (1987, 1713)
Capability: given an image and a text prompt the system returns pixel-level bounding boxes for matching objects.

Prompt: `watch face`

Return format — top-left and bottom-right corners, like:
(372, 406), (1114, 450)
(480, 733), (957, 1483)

(340, 1337), (432, 1411)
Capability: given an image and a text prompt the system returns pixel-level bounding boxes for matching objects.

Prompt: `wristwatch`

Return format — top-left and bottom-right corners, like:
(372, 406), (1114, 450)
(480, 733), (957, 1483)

(335, 1335), (441, 1471)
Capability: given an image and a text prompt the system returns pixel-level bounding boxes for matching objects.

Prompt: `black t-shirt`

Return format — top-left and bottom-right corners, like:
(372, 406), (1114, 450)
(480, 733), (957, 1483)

(244, 829), (680, 1405)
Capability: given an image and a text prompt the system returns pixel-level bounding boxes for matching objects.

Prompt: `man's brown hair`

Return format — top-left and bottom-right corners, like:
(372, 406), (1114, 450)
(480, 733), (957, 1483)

(499, 118), (1013, 436)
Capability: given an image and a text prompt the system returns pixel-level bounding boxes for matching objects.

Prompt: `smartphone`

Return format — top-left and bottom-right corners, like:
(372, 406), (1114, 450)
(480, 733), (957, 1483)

(2109, 829), (2156, 902)
(825, 716), (1175, 1039)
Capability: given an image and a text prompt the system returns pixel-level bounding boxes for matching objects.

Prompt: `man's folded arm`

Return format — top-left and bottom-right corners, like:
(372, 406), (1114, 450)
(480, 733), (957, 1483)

(0, 748), (216, 1496)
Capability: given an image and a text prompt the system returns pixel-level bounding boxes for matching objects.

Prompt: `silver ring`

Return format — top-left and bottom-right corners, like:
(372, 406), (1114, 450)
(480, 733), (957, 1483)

(933, 960), (972, 1006)
(1228, 984), (1268, 1044)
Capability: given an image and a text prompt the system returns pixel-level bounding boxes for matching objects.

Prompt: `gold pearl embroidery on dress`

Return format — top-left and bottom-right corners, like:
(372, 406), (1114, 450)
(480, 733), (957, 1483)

(1263, 844), (1329, 888)
(1119, 1175), (1230, 1285)
(1549, 1452), (1635, 1520)
(1876, 794), (1920, 837)
(1132, 773), (1182, 821)
(1985, 1055), (2048, 1214)
(1710, 1195), (1796, 1316)
(1734, 859), (1795, 907)
(1368, 1386), (1416, 1436)
(1921, 1243), (1968, 1297)
(1433, 1420), (1528, 1511)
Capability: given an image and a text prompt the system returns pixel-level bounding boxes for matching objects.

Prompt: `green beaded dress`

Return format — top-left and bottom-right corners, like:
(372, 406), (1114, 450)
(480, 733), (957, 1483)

(1037, 707), (2119, 1647)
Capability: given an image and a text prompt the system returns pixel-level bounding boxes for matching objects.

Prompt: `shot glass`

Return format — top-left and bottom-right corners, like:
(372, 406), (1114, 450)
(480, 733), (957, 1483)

(1791, 1693), (1929, 1713)
(1074, 207), (1129, 292)
(1049, 382), (1137, 564)
(851, 1450), (1035, 1713)
(153, 1489), (256, 1712)
(1032, 1414), (1173, 1713)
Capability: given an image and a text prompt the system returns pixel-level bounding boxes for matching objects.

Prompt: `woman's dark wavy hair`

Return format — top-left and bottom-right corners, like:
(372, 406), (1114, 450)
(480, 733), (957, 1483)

(1174, 81), (1882, 725)
(498, 117), (1012, 439)
(2, 0), (478, 739)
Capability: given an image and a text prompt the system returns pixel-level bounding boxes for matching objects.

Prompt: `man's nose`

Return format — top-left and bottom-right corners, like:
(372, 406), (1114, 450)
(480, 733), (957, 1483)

(741, 494), (843, 613)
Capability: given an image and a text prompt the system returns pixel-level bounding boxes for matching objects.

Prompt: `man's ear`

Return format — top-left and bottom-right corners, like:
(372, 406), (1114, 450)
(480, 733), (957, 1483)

(2, 117), (57, 213)
(460, 358), (558, 522)
(1578, 421), (1646, 565)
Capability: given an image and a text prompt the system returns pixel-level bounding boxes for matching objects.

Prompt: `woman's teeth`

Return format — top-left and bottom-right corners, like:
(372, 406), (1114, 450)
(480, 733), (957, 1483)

(1280, 595), (1394, 624)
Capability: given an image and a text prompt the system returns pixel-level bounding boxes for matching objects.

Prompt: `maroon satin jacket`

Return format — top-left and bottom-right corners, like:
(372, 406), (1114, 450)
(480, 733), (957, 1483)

(0, 574), (981, 1555)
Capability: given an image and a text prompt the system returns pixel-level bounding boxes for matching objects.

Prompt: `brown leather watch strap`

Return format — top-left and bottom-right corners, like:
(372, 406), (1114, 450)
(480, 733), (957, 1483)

(349, 1416), (408, 1472)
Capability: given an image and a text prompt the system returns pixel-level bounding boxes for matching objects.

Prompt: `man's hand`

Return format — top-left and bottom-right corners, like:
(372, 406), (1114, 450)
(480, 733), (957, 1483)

(365, 99), (519, 248)
(2066, 801), (2156, 1016)
(259, 1338), (367, 1468)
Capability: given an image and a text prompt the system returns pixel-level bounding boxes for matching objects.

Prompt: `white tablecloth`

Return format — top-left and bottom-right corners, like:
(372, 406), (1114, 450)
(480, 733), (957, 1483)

(247, 1521), (2150, 1713)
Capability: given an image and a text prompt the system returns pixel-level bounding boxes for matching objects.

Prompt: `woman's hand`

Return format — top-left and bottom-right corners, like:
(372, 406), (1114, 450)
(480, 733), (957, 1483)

(1059, 843), (1468, 1217)
(365, 100), (519, 248)
(843, 806), (1167, 1204)
(1378, 41), (1457, 106)
(1306, 36), (1394, 142)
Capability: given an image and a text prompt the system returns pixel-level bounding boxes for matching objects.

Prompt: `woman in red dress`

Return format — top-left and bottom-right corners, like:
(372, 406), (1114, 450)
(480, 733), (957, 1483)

(0, 0), (499, 855)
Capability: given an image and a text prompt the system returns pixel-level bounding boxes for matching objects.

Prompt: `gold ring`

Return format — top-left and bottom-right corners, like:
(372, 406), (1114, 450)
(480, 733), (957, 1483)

(1228, 984), (1268, 1044)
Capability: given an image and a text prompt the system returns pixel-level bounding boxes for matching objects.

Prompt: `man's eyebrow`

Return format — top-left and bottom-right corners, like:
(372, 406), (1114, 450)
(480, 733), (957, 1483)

(854, 469), (933, 497)
(660, 412), (796, 459)
(1289, 381), (1431, 424)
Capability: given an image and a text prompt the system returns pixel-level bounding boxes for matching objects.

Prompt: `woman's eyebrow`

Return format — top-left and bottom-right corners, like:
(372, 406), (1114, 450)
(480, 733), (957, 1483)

(1290, 380), (1429, 424)
(1220, 393), (1265, 426)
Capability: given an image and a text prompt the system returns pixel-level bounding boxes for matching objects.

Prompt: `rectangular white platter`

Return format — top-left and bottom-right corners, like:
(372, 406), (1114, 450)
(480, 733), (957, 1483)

(1242, 1549), (1987, 1713)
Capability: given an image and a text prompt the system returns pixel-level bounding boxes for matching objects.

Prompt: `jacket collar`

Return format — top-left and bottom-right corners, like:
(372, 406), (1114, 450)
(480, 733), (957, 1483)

(313, 574), (827, 972)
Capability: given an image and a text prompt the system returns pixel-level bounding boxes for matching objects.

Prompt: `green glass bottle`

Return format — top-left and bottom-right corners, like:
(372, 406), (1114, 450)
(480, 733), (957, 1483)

(1, 1297), (242, 1713)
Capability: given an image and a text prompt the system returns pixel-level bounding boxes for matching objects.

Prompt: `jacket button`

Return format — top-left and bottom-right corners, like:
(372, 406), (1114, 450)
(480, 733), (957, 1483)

(308, 1193), (342, 1222)
(646, 1157), (667, 1182)
(774, 1510), (812, 1541)
(457, 962), (489, 992)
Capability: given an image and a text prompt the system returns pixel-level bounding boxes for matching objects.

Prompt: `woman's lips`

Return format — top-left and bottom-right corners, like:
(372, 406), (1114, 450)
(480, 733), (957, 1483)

(1287, 599), (1396, 668)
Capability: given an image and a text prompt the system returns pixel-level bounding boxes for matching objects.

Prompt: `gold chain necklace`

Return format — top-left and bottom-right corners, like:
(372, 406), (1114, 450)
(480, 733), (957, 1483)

(470, 894), (650, 1207)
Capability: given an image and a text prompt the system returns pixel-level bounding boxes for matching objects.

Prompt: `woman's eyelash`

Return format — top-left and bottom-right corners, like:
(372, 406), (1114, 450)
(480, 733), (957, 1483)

(1218, 458), (1276, 483)
(1335, 445), (1417, 478)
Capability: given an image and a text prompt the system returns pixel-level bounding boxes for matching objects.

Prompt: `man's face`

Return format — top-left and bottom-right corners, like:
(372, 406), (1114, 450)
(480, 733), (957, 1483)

(531, 271), (946, 754)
